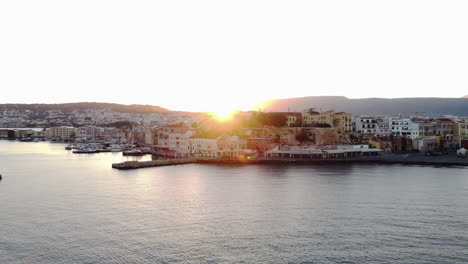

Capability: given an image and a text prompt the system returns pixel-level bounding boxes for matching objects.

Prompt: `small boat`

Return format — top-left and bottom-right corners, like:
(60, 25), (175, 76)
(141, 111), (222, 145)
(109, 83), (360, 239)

(110, 148), (123, 152)
(65, 144), (73, 150)
(73, 148), (100, 154)
(123, 149), (145, 156)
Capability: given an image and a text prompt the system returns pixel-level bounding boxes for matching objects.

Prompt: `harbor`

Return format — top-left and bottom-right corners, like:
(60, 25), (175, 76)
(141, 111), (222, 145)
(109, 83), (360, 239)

(2, 140), (468, 264)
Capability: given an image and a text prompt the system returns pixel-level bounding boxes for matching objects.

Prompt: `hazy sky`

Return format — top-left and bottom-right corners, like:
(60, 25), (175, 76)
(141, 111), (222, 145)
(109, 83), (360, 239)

(1, 1), (468, 114)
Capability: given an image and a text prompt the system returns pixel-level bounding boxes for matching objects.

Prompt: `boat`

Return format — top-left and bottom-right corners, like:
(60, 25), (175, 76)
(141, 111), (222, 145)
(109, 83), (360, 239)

(65, 144), (73, 150)
(72, 148), (100, 154)
(123, 149), (145, 156)
(110, 147), (123, 152)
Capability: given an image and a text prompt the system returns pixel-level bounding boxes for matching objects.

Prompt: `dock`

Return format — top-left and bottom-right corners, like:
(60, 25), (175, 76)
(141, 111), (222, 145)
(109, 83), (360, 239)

(112, 158), (197, 170)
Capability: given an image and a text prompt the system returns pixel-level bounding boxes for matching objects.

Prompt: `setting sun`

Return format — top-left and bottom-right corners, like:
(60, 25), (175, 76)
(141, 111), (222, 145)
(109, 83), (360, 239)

(211, 109), (236, 122)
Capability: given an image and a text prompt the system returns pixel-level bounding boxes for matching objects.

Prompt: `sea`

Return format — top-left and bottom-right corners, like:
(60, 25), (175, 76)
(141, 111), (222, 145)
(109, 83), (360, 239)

(1, 140), (467, 264)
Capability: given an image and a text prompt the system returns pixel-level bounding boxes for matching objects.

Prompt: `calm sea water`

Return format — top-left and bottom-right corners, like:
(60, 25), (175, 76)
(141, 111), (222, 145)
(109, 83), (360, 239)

(1, 141), (468, 264)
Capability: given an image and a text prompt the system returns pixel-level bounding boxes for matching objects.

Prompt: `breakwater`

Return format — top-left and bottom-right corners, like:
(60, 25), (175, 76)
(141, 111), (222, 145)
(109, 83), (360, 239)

(112, 154), (468, 169)
(112, 158), (197, 170)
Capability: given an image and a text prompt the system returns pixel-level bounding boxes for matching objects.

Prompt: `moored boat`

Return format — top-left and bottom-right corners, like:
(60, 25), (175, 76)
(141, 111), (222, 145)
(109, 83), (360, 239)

(122, 149), (145, 156)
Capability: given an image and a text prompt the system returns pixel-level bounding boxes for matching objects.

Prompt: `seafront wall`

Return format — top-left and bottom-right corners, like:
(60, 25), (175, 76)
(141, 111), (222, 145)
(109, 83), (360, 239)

(112, 158), (197, 170)
(199, 156), (468, 167)
(112, 154), (468, 169)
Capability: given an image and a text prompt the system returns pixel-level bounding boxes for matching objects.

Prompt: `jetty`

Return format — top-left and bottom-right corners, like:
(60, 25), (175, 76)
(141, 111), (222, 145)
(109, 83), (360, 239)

(112, 153), (468, 170)
(112, 158), (197, 170)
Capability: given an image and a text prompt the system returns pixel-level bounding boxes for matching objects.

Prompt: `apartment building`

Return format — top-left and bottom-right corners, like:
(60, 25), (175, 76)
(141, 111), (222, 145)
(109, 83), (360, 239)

(390, 117), (419, 139)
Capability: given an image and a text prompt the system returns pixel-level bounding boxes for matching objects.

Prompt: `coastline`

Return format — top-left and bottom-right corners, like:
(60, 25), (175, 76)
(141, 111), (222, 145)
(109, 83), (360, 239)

(112, 153), (468, 169)
(200, 154), (468, 167)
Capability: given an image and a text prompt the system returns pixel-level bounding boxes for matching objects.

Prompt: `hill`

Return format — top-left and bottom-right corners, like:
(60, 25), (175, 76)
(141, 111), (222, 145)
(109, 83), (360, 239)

(0, 102), (170, 114)
(258, 96), (468, 116)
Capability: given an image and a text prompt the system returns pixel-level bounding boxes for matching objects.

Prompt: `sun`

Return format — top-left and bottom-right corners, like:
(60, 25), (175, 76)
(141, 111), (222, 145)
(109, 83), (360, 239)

(211, 109), (236, 122)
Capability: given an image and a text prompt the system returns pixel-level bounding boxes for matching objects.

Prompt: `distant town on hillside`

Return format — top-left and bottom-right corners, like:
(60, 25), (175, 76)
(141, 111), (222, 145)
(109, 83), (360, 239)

(1, 99), (468, 159)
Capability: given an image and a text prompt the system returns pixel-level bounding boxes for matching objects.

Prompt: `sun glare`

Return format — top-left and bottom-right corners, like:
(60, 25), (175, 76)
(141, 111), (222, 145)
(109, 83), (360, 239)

(211, 110), (236, 122)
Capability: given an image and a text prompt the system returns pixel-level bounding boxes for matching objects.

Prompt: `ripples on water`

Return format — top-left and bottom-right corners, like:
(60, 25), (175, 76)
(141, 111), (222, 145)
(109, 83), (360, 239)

(1, 141), (468, 263)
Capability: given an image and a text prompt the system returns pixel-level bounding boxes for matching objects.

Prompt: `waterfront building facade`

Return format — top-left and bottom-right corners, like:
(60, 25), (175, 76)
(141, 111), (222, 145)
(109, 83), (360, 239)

(216, 136), (247, 158)
(354, 116), (390, 137)
(333, 112), (353, 133)
(302, 110), (333, 127)
(390, 117), (419, 139)
(48, 126), (76, 140)
(188, 136), (219, 157)
(265, 144), (382, 159)
(435, 118), (454, 143)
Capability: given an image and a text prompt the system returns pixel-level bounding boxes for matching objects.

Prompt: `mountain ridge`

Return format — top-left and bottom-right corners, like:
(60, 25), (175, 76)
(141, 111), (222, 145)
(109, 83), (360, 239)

(0, 102), (171, 114)
(257, 96), (468, 116)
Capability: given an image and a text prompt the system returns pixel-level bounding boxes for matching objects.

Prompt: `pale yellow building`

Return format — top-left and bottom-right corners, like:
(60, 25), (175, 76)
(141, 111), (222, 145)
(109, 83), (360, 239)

(302, 111), (333, 126)
(333, 112), (353, 133)
(453, 120), (468, 138)
(48, 126), (76, 140)
(302, 110), (352, 133)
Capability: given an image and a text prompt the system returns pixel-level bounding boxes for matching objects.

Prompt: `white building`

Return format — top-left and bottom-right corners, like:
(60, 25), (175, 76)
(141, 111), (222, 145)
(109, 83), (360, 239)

(390, 117), (419, 139)
(354, 116), (390, 137)
(168, 131), (195, 155)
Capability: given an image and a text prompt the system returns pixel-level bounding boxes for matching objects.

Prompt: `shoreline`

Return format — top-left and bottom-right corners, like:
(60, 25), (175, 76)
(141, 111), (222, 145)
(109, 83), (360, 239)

(112, 154), (468, 169)
(199, 158), (468, 167)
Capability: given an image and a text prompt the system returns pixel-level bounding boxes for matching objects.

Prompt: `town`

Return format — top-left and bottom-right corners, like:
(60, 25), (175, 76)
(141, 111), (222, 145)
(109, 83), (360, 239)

(1, 108), (468, 161)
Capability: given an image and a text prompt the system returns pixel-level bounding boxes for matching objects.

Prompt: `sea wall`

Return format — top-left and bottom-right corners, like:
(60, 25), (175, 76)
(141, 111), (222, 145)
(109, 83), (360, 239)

(112, 158), (197, 170)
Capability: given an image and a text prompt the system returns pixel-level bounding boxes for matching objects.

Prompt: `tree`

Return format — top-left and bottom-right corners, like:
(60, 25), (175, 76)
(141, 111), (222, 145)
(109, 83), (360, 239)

(296, 129), (309, 143)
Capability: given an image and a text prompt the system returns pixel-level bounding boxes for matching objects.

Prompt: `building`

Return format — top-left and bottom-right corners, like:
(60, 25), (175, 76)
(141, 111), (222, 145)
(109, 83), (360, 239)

(216, 136), (247, 158)
(48, 126), (76, 140)
(412, 137), (437, 153)
(167, 131), (195, 156)
(145, 127), (156, 145)
(390, 117), (419, 139)
(151, 124), (194, 157)
(461, 139), (468, 149)
(76, 127), (87, 140)
(434, 118), (454, 148)
(453, 120), (467, 137)
(188, 136), (219, 157)
(284, 113), (302, 127)
(265, 144), (382, 159)
(0, 129), (12, 139)
(368, 137), (392, 152)
(154, 123), (190, 146)
(333, 112), (353, 133)
(302, 110), (352, 133)
(302, 110), (333, 127)
(435, 118), (454, 137)
(416, 119), (437, 137)
(354, 116), (390, 137)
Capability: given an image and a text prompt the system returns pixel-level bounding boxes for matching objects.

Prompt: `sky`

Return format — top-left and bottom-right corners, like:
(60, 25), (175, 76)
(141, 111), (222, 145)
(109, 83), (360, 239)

(1, 1), (468, 116)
